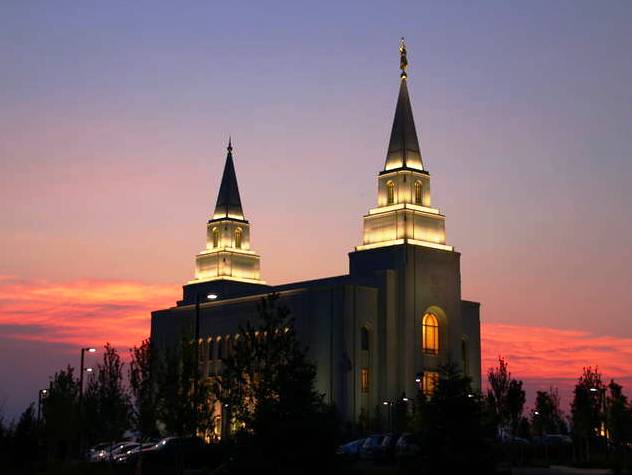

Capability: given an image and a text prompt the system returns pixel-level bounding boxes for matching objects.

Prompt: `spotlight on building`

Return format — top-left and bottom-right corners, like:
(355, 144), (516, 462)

(208, 294), (219, 300)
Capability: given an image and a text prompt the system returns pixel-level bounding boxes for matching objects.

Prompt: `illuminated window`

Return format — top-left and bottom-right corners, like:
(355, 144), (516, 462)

(361, 327), (370, 352)
(208, 338), (214, 360)
(216, 337), (223, 359)
(422, 313), (439, 354)
(386, 181), (395, 205)
(234, 228), (242, 249)
(414, 181), (423, 204)
(198, 340), (206, 362)
(422, 371), (439, 396)
(212, 228), (220, 248)
(361, 368), (369, 393)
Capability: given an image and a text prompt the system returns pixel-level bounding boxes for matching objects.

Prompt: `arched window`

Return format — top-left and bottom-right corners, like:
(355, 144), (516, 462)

(386, 181), (395, 205)
(361, 327), (370, 352)
(422, 313), (439, 354)
(212, 228), (220, 248)
(414, 181), (423, 205)
(234, 228), (242, 249)
(208, 338), (215, 360)
(216, 337), (224, 360)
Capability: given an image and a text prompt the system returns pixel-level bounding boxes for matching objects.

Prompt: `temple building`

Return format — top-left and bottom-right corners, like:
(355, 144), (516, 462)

(151, 40), (481, 432)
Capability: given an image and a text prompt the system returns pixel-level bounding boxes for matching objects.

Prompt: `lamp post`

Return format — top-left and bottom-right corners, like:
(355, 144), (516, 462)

(192, 292), (218, 434)
(78, 347), (96, 455)
(37, 388), (48, 424)
(590, 386), (608, 450)
(382, 400), (393, 432)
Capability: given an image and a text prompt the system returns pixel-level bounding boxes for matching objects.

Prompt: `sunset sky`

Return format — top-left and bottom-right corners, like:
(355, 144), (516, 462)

(1, 1), (631, 419)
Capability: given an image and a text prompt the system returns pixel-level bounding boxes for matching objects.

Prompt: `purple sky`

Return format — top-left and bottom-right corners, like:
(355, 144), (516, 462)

(1, 1), (631, 419)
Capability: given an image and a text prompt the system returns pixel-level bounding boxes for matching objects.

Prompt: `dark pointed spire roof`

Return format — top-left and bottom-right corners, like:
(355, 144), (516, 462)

(384, 39), (424, 171)
(212, 138), (244, 220)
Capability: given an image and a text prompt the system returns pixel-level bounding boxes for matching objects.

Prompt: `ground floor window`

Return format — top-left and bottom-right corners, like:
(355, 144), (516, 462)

(360, 368), (369, 393)
(422, 371), (439, 396)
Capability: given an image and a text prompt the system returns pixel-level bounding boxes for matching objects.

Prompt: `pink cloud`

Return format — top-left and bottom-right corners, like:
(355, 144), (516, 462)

(0, 276), (178, 349)
(1, 276), (631, 407)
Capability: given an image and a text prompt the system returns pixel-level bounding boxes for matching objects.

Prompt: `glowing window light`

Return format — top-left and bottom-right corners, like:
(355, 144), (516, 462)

(422, 313), (439, 355)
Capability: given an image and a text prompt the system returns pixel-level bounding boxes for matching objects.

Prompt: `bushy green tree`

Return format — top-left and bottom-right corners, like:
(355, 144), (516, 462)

(487, 356), (525, 438)
(11, 404), (39, 469)
(129, 338), (159, 438)
(156, 338), (214, 437)
(213, 294), (339, 472)
(571, 366), (604, 461)
(42, 365), (80, 459)
(84, 344), (130, 444)
(532, 388), (566, 435)
(415, 363), (494, 474)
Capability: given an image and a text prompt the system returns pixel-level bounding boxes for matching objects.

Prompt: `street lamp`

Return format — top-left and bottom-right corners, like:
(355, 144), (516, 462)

(78, 347), (96, 455)
(37, 388), (48, 424)
(193, 292), (219, 433)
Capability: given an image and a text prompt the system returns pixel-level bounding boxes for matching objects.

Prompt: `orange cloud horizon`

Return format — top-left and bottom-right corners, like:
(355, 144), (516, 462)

(1, 276), (631, 395)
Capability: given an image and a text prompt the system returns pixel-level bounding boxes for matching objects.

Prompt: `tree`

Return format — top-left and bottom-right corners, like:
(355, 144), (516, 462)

(213, 294), (338, 471)
(42, 365), (80, 459)
(155, 338), (215, 437)
(11, 404), (39, 469)
(531, 388), (566, 435)
(84, 344), (130, 445)
(606, 380), (632, 447)
(129, 339), (158, 438)
(487, 356), (525, 438)
(571, 366), (604, 461)
(414, 363), (494, 474)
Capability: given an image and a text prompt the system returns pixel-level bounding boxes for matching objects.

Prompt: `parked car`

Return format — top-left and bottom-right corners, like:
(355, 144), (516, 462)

(375, 433), (400, 463)
(124, 436), (208, 470)
(395, 432), (421, 459)
(88, 442), (112, 462)
(336, 438), (366, 462)
(88, 441), (138, 463)
(360, 434), (385, 460)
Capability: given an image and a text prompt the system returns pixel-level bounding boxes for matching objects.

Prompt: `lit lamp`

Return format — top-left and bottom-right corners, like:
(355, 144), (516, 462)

(193, 293), (220, 430)
(37, 388), (48, 424)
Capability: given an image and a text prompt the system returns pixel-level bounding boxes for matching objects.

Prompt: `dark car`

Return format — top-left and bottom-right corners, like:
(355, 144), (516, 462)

(124, 436), (208, 472)
(395, 432), (421, 460)
(336, 438), (366, 462)
(375, 433), (400, 463)
(360, 434), (385, 460)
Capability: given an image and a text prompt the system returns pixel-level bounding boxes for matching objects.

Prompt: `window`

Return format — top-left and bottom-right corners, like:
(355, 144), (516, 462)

(212, 228), (220, 248)
(386, 181), (395, 205)
(216, 337), (224, 359)
(208, 338), (214, 360)
(361, 368), (370, 393)
(361, 327), (370, 352)
(422, 313), (439, 354)
(234, 228), (242, 249)
(422, 371), (439, 396)
(198, 340), (206, 362)
(414, 181), (423, 204)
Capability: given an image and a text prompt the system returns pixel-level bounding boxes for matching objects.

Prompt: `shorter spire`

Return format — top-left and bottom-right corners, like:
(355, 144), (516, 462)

(400, 37), (408, 79)
(213, 138), (244, 220)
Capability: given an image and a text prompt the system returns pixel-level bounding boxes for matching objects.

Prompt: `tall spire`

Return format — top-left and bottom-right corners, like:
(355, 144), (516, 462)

(213, 139), (244, 220)
(384, 38), (423, 171)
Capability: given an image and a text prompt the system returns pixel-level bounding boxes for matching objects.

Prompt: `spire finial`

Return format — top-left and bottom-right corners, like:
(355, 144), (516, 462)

(399, 37), (408, 79)
(227, 136), (233, 153)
